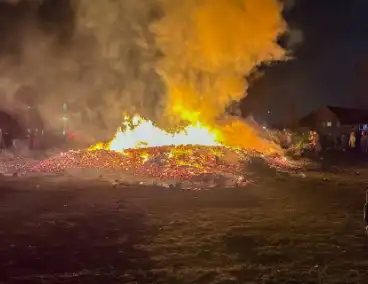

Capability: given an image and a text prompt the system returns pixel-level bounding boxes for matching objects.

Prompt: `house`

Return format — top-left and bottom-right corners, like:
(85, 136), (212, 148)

(299, 106), (368, 133)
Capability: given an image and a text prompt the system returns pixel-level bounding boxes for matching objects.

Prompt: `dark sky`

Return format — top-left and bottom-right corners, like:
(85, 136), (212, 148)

(244, 0), (368, 123)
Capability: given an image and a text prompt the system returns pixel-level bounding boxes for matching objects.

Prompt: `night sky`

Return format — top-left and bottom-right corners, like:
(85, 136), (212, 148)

(0, 0), (368, 125)
(245, 0), (368, 124)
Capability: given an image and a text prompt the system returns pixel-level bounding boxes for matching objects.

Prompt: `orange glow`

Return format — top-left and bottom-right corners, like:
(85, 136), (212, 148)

(91, 0), (287, 157)
(90, 114), (222, 152)
(90, 113), (282, 155)
(152, 0), (286, 124)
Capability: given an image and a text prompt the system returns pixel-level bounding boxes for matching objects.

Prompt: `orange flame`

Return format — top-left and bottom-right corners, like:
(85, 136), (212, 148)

(90, 114), (222, 152)
(90, 113), (281, 156)
(90, 0), (287, 156)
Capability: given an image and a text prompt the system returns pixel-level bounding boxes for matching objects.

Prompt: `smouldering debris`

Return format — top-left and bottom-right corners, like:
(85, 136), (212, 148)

(30, 146), (246, 180)
(0, 151), (35, 175)
(29, 145), (301, 182)
(0, 145), (303, 190)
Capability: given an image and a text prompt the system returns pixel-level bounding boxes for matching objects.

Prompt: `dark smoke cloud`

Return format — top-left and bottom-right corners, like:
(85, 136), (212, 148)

(280, 0), (303, 52)
(0, 0), (298, 146)
(286, 28), (303, 50)
(0, 0), (163, 144)
(0, 0), (32, 3)
(74, 0), (164, 134)
(283, 0), (296, 11)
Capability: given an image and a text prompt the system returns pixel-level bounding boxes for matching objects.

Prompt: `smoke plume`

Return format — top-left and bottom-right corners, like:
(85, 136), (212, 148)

(152, 0), (287, 150)
(0, 0), (163, 143)
(283, 0), (296, 12)
(74, 0), (164, 137)
(0, 0), (288, 150)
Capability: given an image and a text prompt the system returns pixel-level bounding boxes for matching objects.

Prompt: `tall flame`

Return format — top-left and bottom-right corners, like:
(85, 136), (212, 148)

(91, 0), (287, 155)
(153, 0), (286, 123)
(151, 0), (286, 152)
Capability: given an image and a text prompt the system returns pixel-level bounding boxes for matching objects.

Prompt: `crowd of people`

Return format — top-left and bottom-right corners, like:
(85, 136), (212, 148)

(277, 127), (368, 157)
(0, 128), (74, 152)
(0, 128), (45, 151)
(308, 130), (368, 154)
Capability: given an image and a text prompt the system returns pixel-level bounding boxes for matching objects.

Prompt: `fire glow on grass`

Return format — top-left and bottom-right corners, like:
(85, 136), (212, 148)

(90, 114), (223, 152)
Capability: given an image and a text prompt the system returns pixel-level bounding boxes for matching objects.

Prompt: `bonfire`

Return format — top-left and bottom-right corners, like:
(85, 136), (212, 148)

(25, 114), (301, 188)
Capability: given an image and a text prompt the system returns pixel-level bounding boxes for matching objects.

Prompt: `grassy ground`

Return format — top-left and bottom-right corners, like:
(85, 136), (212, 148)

(0, 165), (368, 283)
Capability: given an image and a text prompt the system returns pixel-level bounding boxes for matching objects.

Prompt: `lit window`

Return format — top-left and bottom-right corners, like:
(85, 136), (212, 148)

(327, 121), (332, 127)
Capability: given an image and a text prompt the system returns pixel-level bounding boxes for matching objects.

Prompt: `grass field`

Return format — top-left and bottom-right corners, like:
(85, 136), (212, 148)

(0, 165), (368, 283)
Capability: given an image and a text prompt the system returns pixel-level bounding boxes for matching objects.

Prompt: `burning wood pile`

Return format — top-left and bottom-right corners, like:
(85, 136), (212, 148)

(0, 114), (303, 189)
(26, 145), (301, 186)
(30, 146), (246, 180)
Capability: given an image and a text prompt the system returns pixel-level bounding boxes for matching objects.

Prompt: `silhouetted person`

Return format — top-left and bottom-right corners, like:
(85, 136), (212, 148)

(0, 129), (4, 152)
(349, 131), (356, 150)
(27, 129), (33, 150)
(341, 134), (348, 151)
(361, 131), (368, 154)
(32, 129), (40, 150)
(364, 190), (368, 235)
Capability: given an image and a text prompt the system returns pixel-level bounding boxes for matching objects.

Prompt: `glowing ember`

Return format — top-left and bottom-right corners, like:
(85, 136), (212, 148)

(30, 146), (246, 182)
(26, 145), (301, 189)
(90, 114), (222, 152)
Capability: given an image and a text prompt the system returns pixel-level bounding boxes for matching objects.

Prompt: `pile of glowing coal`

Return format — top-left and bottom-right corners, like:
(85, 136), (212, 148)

(29, 146), (244, 180)
(0, 150), (36, 175)
(27, 146), (301, 182)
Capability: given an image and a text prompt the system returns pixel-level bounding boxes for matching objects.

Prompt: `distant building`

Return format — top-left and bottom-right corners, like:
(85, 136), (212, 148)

(299, 106), (368, 133)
